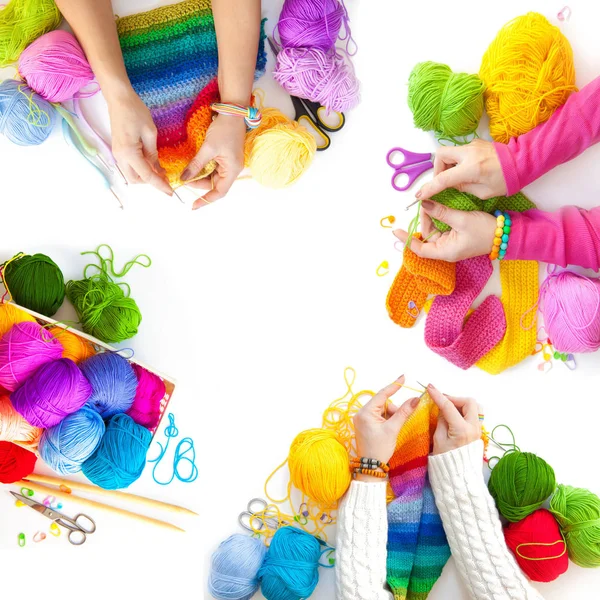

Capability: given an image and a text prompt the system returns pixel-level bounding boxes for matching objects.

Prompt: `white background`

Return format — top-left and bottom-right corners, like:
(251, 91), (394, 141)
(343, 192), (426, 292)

(1, 0), (599, 598)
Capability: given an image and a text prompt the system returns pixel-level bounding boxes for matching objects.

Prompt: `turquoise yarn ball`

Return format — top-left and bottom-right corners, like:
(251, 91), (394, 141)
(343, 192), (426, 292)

(258, 527), (322, 600)
(82, 413), (151, 489)
(208, 534), (267, 600)
(38, 405), (105, 474)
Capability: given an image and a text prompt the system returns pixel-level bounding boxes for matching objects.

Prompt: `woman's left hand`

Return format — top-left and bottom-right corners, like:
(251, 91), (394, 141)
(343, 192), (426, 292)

(180, 115), (247, 209)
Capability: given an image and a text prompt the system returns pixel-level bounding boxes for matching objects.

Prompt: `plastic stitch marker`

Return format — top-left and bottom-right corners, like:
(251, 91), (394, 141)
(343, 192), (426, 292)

(406, 300), (419, 319)
(394, 241), (404, 252)
(18, 533), (25, 547)
(380, 215), (395, 228)
(33, 531), (46, 543)
(20, 487), (34, 497)
(538, 361), (552, 373)
(15, 500), (25, 507)
(557, 6), (571, 21)
(376, 261), (389, 277)
(49, 523), (61, 537)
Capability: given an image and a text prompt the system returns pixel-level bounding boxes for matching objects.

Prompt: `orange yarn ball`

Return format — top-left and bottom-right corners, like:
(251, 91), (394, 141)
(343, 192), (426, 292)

(0, 303), (36, 338)
(48, 326), (96, 363)
(505, 509), (569, 582)
(0, 394), (42, 451)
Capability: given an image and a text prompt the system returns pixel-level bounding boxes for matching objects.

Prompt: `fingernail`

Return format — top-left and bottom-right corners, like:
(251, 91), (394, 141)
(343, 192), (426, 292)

(411, 397), (420, 407)
(415, 190), (422, 199)
(428, 383), (436, 390)
(421, 200), (434, 210)
(181, 168), (192, 182)
(397, 374), (404, 380)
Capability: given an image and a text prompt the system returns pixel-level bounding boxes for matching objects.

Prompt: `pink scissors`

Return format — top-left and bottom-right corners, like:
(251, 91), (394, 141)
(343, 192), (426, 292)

(386, 147), (434, 192)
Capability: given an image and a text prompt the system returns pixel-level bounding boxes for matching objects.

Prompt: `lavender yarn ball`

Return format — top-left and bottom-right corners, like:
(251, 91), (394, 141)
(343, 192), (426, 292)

(10, 358), (92, 428)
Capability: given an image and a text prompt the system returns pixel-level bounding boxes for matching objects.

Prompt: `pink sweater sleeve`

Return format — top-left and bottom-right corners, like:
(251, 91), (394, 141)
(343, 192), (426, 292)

(506, 207), (600, 270)
(494, 76), (600, 195)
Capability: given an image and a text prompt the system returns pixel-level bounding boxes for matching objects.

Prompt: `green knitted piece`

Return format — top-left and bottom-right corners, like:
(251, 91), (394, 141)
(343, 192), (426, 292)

(431, 189), (536, 232)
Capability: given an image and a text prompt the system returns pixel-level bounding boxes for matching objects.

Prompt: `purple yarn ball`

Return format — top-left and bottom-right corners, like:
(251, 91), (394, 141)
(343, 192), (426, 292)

(10, 358), (92, 428)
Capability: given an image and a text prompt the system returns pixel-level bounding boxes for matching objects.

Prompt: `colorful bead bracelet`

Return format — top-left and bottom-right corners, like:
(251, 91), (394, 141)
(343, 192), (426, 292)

(489, 210), (512, 260)
(210, 102), (262, 129)
(350, 457), (390, 478)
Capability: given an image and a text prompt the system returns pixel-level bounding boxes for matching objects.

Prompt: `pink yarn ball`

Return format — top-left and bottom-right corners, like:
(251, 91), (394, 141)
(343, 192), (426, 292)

(18, 30), (95, 103)
(274, 47), (360, 112)
(126, 364), (166, 430)
(540, 271), (600, 353)
(0, 322), (63, 392)
(10, 358), (92, 428)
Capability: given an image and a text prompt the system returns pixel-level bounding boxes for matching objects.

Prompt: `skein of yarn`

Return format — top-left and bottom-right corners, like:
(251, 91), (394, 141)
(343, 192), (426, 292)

(209, 534), (268, 600)
(79, 353), (137, 419)
(480, 12), (577, 143)
(244, 107), (317, 188)
(0, 322), (63, 391)
(1, 252), (65, 316)
(126, 364), (166, 430)
(539, 271), (600, 353)
(258, 527), (324, 600)
(38, 405), (105, 474)
(0, 302), (36, 337)
(0, 440), (37, 483)
(0, 80), (57, 146)
(550, 484), (600, 568)
(488, 451), (556, 523)
(48, 326), (96, 364)
(408, 61), (485, 141)
(82, 413), (152, 490)
(10, 358), (92, 428)
(0, 394), (42, 451)
(504, 509), (568, 582)
(0, 0), (62, 67)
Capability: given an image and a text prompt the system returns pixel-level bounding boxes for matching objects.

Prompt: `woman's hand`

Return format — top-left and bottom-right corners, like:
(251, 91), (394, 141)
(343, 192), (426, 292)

(180, 115), (247, 209)
(428, 384), (481, 455)
(393, 200), (498, 262)
(353, 376), (420, 482)
(416, 139), (507, 201)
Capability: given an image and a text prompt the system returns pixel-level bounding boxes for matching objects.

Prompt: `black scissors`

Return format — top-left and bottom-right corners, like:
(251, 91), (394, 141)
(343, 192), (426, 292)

(268, 37), (345, 151)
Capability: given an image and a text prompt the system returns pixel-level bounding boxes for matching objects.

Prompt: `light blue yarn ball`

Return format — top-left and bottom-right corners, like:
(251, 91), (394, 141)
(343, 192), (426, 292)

(38, 405), (105, 475)
(0, 79), (56, 146)
(208, 534), (267, 600)
(258, 527), (321, 600)
(80, 353), (138, 419)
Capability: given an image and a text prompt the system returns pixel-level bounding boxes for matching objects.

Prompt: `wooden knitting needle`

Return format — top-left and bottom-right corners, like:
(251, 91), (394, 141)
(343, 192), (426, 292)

(24, 473), (198, 516)
(16, 479), (185, 533)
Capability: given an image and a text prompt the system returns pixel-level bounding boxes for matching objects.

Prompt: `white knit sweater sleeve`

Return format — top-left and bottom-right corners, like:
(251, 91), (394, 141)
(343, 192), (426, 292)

(335, 480), (393, 600)
(428, 440), (545, 600)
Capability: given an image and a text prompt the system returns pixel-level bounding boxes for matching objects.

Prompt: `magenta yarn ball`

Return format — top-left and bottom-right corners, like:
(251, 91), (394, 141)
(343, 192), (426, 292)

(126, 364), (166, 430)
(0, 322), (63, 392)
(10, 358), (92, 428)
(18, 30), (95, 103)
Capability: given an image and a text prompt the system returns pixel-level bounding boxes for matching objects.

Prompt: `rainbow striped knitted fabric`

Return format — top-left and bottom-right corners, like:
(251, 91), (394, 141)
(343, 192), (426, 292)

(386, 392), (450, 600)
(116, 0), (267, 183)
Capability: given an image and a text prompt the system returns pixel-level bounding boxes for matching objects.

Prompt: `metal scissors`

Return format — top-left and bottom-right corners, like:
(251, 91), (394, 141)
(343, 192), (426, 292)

(267, 37), (345, 151)
(386, 147), (434, 192)
(11, 492), (96, 546)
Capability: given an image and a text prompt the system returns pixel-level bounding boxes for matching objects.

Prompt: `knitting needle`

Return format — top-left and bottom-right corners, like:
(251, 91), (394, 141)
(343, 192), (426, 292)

(24, 473), (198, 516)
(405, 198), (420, 211)
(17, 480), (186, 532)
(172, 188), (185, 203)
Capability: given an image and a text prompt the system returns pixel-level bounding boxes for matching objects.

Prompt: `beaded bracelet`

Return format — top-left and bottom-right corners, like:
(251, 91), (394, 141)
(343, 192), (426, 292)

(489, 210), (512, 260)
(210, 102), (262, 129)
(350, 457), (390, 478)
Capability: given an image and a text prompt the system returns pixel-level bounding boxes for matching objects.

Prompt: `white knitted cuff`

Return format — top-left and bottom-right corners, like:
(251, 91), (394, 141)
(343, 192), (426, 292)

(342, 480), (388, 511)
(428, 440), (484, 482)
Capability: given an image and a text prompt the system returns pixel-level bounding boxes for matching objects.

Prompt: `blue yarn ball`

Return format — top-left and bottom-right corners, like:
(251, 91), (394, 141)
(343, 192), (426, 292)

(82, 413), (151, 489)
(258, 528), (322, 600)
(209, 534), (267, 600)
(80, 353), (137, 419)
(38, 405), (105, 475)
(0, 79), (56, 146)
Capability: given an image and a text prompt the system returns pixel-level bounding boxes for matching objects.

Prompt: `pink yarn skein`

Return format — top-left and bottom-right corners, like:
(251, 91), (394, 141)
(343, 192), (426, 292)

(10, 358), (93, 428)
(126, 364), (166, 430)
(0, 322), (63, 392)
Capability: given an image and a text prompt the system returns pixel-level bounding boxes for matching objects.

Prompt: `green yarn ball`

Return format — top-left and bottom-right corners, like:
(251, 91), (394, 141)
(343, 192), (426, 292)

(488, 451), (556, 523)
(3, 253), (65, 316)
(408, 61), (485, 140)
(65, 273), (142, 344)
(550, 484), (600, 568)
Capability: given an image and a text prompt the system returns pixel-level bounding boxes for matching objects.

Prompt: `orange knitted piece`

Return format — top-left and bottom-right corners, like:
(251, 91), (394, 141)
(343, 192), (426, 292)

(387, 235), (456, 328)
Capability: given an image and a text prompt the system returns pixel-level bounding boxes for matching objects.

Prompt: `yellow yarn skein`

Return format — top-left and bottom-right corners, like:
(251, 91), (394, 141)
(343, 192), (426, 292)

(244, 107), (316, 189)
(480, 12), (577, 143)
(0, 303), (36, 338)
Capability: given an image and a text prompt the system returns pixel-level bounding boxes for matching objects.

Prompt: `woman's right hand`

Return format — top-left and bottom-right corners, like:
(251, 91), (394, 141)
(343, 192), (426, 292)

(428, 384), (481, 455)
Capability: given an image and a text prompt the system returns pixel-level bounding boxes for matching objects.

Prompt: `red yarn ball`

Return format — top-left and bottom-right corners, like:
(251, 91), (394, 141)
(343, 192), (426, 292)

(505, 509), (569, 582)
(0, 440), (37, 483)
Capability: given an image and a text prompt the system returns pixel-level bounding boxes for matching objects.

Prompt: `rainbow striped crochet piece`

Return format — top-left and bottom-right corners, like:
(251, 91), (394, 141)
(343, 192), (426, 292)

(116, 0), (267, 183)
(386, 392), (450, 600)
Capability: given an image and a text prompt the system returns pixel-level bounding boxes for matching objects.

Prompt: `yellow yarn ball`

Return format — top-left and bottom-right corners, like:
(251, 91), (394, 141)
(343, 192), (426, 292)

(288, 428), (351, 507)
(0, 303), (36, 338)
(480, 12), (577, 143)
(244, 107), (316, 189)
(48, 326), (96, 364)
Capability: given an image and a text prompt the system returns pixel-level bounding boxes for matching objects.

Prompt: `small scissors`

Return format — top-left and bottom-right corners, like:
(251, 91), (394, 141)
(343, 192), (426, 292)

(386, 147), (434, 192)
(11, 492), (96, 546)
(268, 38), (345, 151)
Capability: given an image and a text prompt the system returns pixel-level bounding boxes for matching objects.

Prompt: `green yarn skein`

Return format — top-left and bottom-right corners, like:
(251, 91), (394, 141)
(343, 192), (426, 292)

(408, 61), (485, 142)
(2, 253), (65, 317)
(550, 484), (600, 568)
(488, 451), (556, 523)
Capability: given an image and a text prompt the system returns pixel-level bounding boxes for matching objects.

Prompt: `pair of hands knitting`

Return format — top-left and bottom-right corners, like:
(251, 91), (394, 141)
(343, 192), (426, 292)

(394, 139), (509, 261)
(353, 377), (481, 481)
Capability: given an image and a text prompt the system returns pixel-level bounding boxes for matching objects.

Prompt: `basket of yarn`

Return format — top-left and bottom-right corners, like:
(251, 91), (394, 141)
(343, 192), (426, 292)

(49, 326), (96, 363)
(0, 440), (37, 483)
(0, 302), (36, 337)
(126, 364), (166, 430)
(0, 393), (42, 451)
(480, 12), (577, 143)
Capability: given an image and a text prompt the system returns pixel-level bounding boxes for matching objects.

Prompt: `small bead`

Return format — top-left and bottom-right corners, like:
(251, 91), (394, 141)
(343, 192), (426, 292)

(502, 234), (509, 243)
(503, 225), (511, 234)
(501, 242), (508, 250)
(499, 251), (506, 258)
(490, 253), (499, 260)
(493, 237), (502, 245)
(495, 228), (503, 237)
(497, 215), (505, 224)
(494, 210), (502, 217)
(505, 216), (512, 225)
